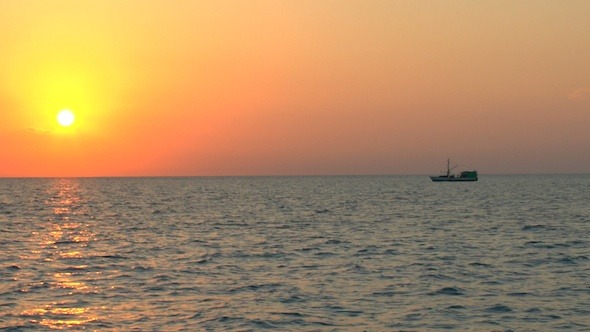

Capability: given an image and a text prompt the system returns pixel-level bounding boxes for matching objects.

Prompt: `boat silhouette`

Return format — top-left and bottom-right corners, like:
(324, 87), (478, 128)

(430, 159), (478, 182)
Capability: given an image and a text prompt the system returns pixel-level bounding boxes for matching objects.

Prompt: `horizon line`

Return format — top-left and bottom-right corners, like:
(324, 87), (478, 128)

(1, 172), (589, 180)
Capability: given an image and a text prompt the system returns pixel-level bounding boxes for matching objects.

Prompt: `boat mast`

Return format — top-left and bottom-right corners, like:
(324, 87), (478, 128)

(446, 158), (450, 177)
(446, 158), (457, 177)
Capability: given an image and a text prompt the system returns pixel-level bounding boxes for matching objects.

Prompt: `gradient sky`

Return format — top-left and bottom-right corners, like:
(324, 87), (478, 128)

(1, 0), (589, 177)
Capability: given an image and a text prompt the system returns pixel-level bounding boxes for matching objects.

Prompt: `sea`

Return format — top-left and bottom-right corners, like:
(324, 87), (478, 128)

(0, 175), (589, 331)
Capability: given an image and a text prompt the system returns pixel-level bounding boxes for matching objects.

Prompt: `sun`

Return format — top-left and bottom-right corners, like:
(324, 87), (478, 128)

(57, 110), (75, 127)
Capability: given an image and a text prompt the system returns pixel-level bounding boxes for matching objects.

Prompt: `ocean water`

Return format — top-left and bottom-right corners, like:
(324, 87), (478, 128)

(1, 175), (589, 331)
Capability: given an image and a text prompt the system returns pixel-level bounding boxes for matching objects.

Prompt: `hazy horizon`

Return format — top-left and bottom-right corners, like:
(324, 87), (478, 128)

(2, 172), (589, 180)
(2, 1), (589, 177)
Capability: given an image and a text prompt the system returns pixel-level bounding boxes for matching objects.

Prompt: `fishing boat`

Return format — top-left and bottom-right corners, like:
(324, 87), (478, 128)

(430, 159), (478, 182)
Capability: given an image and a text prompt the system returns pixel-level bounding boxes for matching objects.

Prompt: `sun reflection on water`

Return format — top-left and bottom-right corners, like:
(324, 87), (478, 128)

(18, 179), (104, 330)
(22, 305), (99, 329)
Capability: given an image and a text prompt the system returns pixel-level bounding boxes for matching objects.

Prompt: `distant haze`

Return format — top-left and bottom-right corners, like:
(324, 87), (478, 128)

(1, 1), (589, 177)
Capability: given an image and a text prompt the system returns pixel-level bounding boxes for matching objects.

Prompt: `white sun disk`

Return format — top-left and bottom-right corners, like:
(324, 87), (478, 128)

(57, 110), (75, 127)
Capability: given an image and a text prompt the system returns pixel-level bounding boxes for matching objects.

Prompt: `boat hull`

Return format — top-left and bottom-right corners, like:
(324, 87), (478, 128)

(430, 176), (478, 182)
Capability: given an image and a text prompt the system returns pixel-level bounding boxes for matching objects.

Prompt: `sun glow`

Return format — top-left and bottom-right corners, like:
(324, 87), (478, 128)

(57, 110), (75, 127)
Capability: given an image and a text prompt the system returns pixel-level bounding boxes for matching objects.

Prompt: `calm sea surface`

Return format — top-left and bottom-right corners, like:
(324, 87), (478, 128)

(1, 175), (589, 331)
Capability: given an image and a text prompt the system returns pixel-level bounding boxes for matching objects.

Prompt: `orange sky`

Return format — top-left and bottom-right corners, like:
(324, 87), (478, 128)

(1, 0), (589, 177)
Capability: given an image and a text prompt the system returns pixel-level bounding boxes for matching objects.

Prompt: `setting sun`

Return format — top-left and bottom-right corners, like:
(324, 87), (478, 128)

(57, 110), (75, 127)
